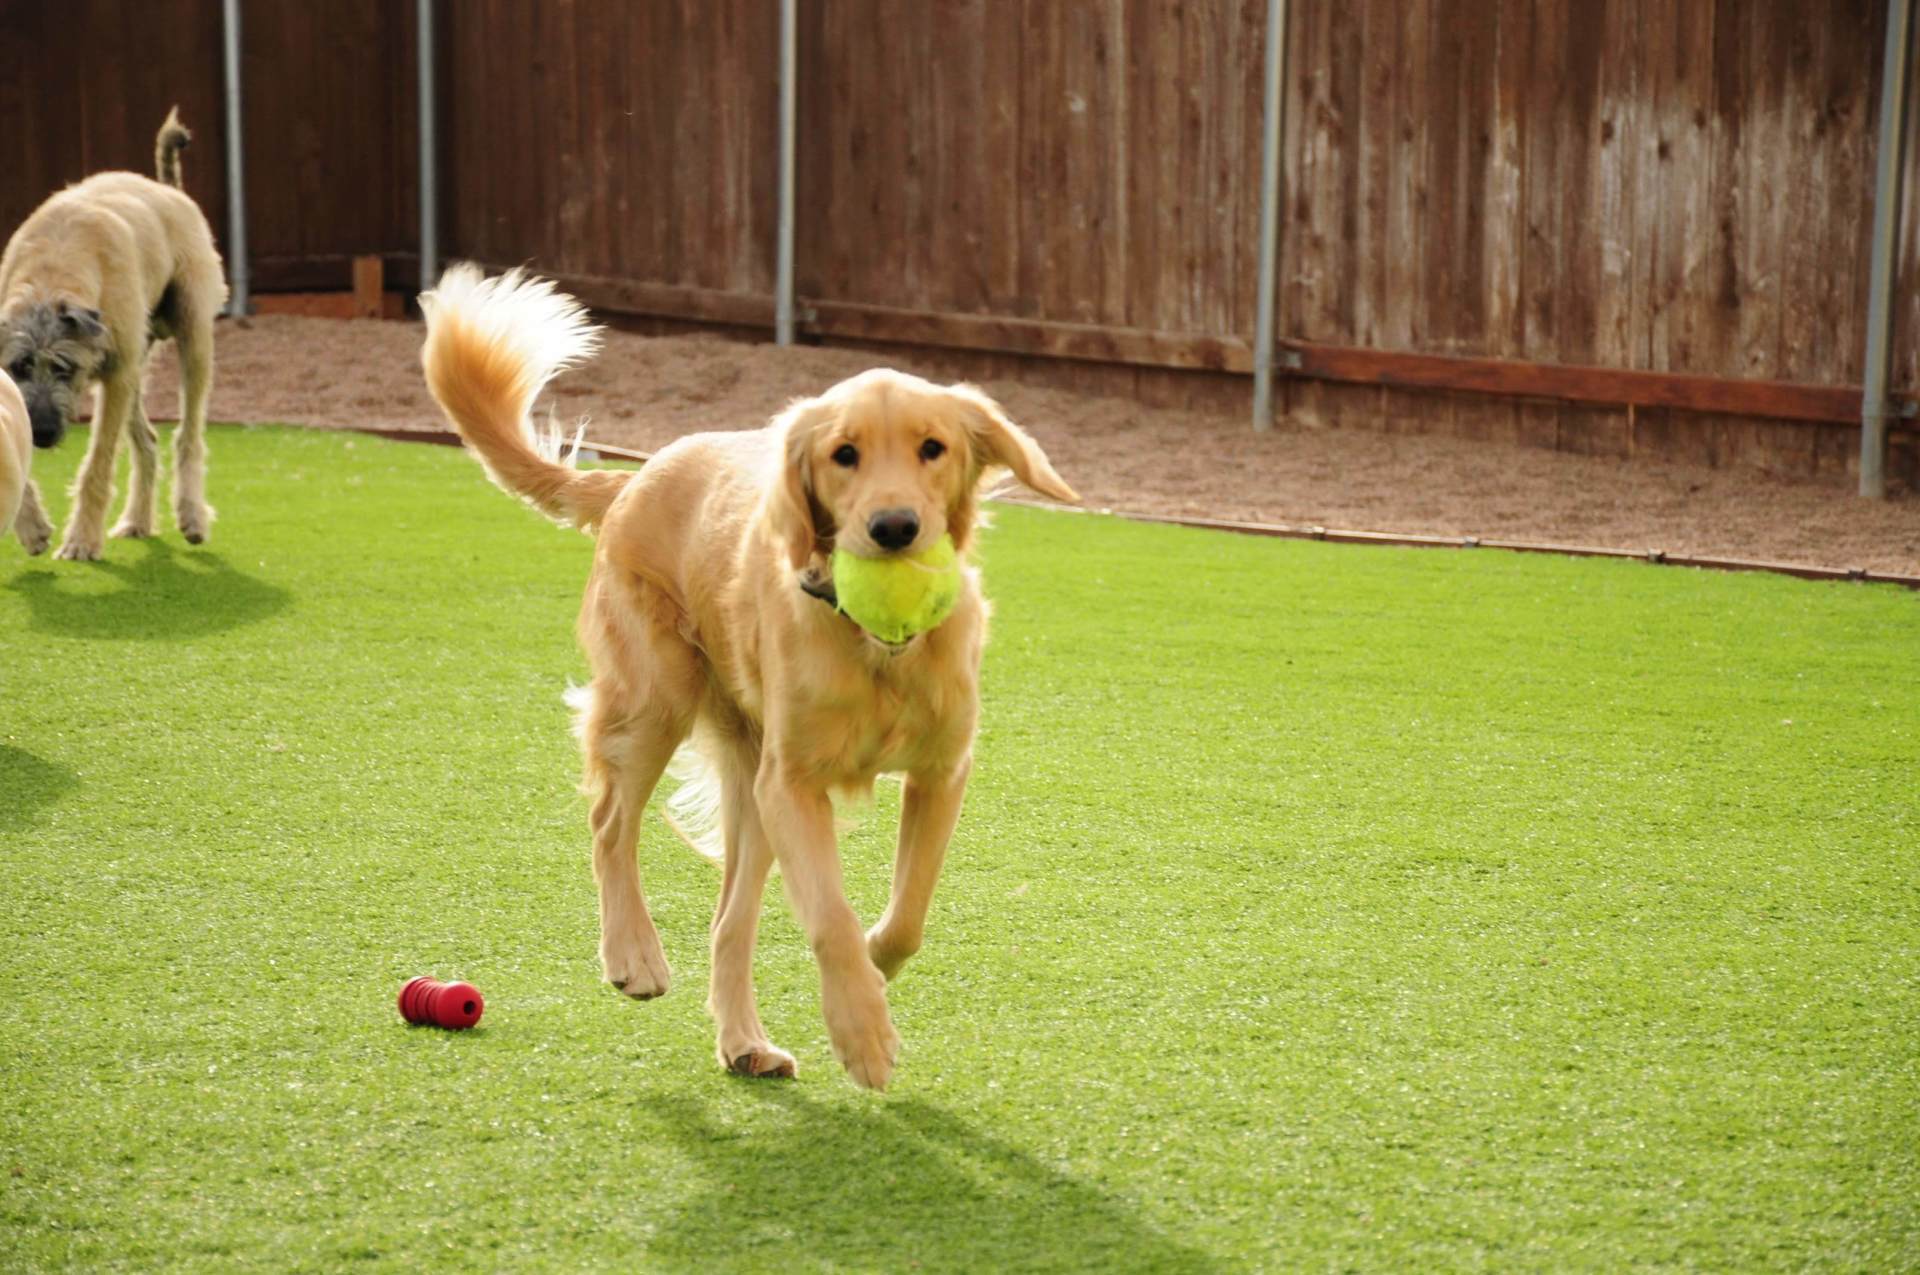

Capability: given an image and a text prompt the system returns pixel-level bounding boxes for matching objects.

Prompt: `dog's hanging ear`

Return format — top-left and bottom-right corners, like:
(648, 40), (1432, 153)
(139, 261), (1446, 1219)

(57, 304), (106, 343)
(766, 398), (832, 570)
(952, 384), (1078, 504)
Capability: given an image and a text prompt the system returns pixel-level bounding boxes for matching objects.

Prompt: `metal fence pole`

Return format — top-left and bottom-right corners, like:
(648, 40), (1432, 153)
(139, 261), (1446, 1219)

(775, 0), (797, 344)
(221, 0), (249, 316)
(1251, 0), (1289, 432)
(418, 0), (438, 292)
(1862, 0), (1915, 498)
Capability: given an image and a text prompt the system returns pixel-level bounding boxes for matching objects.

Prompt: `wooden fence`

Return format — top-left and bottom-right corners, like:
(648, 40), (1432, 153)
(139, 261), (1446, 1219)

(450, 0), (1918, 481)
(3, 1), (1915, 481)
(0, 0), (418, 293)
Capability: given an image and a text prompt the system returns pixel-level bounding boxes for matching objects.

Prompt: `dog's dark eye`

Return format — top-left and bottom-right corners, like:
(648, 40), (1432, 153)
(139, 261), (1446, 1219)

(919, 438), (946, 462)
(7, 358), (28, 380)
(831, 444), (859, 468)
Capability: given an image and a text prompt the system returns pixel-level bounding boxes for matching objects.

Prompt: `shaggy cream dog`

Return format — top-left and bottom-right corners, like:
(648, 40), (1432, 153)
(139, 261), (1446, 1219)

(0, 108), (227, 559)
(0, 369), (45, 550)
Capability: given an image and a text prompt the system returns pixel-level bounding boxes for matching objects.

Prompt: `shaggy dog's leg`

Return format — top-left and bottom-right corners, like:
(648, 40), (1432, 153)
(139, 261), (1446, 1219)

(172, 315), (214, 543)
(755, 766), (901, 1090)
(111, 387), (158, 538)
(57, 376), (134, 560)
(867, 758), (972, 981)
(14, 480), (51, 555)
(708, 741), (796, 1078)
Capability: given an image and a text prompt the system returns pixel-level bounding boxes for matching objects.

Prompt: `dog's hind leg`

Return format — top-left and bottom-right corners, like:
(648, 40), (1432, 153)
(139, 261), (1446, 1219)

(56, 375), (134, 560)
(708, 736), (796, 1078)
(111, 386), (158, 539)
(172, 312), (214, 544)
(576, 573), (703, 999)
(13, 479), (51, 555)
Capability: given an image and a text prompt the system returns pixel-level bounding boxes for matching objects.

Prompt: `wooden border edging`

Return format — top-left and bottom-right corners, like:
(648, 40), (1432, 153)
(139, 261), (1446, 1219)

(994, 501), (1920, 590)
(350, 427), (1919, 589)
(354, 427), (652, 463)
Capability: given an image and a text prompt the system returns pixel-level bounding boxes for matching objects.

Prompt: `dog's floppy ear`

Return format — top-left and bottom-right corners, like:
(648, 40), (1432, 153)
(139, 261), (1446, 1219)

(766, 397), (832, 570)
(952, 384), (1078, 504)
(57, 304), (106, 342)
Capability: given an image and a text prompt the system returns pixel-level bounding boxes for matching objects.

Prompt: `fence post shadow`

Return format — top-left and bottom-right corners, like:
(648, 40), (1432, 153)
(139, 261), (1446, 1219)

(634, 1083), (1222, 1272)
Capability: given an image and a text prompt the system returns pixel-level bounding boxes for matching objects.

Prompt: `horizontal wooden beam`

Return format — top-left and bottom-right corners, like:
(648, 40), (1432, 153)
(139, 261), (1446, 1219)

(1280, 341), (1897, 426)
(804, 301), (1256, 373)
(471, 270), (1254, 372)
(455, 267), (1906, 426)
(471, 264), (776, 329)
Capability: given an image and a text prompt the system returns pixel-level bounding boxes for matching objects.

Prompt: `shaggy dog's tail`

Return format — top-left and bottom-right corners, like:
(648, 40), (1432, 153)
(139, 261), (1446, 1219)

(419, 264), (633, 531)
(155, 107), (190, 189)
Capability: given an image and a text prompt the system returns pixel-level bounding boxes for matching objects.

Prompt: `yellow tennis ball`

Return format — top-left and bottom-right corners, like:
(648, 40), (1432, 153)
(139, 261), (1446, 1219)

(831, 535), (962, 644)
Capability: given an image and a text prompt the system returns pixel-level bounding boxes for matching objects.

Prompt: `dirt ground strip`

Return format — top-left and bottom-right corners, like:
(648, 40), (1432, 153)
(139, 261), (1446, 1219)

(134, 315), (1920, 577)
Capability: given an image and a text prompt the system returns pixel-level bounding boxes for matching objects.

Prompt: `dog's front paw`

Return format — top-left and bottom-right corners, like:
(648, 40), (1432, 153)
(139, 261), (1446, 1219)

(176, 502), (213, 545)
(53, 536), (102, 562)
(109, 518), (154, 540)
(601, 929), (671, 1000)
(16, 513), (52, 556)
(866, 921), (923, 982)
(721, 1038), (798, 1079)
(821, 965), (900, 1090)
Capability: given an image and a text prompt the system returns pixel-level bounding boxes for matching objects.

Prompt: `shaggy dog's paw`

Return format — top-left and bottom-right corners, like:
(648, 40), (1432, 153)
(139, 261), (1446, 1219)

(722, 1041), (798, 1079)
(822, 968), (901, 1090)
(17, 515), (52, 556)
(53, 536), (102, 562)
(601, 930), (671, 1000)
(177, 503), (213, 545)
(109, 518), (153, 539)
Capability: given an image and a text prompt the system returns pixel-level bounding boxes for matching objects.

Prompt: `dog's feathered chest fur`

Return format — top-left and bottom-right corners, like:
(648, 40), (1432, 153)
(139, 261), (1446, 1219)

(595, 431), (986, 786)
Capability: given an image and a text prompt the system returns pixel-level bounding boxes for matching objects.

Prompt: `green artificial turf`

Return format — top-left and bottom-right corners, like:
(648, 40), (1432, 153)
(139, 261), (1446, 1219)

(2, 424), (1917, 1272)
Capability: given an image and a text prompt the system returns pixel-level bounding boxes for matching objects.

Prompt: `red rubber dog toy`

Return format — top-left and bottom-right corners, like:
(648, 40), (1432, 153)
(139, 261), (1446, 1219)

(398, 976), (484, 1029)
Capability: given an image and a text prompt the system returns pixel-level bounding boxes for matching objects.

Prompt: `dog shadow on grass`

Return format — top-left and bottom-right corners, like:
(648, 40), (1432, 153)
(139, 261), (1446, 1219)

(0, 745), (78, 834)
(5, 538), (289, 641)
(638, 1085), (1222, 1272)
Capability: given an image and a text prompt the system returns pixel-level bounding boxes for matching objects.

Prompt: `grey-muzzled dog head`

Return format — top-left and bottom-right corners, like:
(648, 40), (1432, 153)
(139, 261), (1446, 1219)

(0, 301), (110, 448)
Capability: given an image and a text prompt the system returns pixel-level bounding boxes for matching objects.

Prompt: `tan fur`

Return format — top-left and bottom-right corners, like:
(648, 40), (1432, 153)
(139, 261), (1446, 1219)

(417, 269), (629, 530)
(0, 371), (50, 551)
(422, 267), (1076, 1088)
(0, 111), (227, 559)
(155, 106), (191, 190)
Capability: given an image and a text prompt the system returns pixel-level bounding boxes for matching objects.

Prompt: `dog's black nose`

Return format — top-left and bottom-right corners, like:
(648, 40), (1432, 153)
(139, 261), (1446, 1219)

(28, 409), (62, 450)
(868, 508), (920, 551)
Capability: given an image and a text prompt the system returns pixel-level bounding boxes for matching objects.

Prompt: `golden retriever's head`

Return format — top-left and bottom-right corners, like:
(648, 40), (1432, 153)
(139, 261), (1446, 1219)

(766, 369), (1077, 570)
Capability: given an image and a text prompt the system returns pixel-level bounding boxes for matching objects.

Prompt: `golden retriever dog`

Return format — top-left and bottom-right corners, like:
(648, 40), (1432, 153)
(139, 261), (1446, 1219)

(1, 368), (48, 550)
(0, 108), (227, 559)
(421, 266), (1076, 1088)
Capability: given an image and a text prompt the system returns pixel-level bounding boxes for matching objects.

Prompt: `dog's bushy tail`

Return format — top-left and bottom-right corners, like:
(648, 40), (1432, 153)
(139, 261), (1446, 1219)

(419, 264), (633, 531)
(155, 107), (190, 189)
